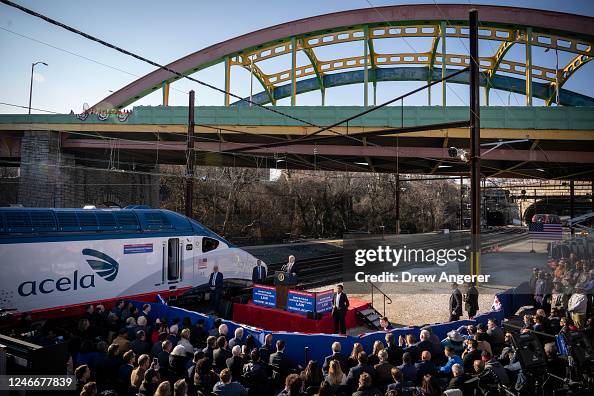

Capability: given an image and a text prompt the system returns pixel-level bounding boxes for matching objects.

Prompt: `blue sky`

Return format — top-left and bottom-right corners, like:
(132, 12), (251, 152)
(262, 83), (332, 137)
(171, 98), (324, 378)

(0, 0), (592, 113)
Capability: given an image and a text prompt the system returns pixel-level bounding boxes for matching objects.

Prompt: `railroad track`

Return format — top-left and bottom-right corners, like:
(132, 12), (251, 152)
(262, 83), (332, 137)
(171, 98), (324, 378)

(263, 227), (528, 290)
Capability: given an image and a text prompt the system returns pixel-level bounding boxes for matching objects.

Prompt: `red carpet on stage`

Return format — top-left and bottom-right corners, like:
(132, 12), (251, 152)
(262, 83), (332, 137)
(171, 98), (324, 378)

(232, 298), (369, 334)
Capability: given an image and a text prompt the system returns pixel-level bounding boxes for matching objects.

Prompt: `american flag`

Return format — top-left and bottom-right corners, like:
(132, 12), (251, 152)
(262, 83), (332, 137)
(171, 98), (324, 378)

(197, 257), (208, 269)
(528, 222), (563, 240)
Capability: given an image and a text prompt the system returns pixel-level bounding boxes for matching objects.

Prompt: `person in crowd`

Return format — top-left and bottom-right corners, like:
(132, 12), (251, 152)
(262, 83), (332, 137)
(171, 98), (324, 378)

(481, 350), (510, 387)
(117, 350), (135, 394)
(132, 330), (151, 357)
(415, 330), (434, 356)
(154, 381), (171, 396)
(486, 319), (504, 353)
(379, 316), (393, 331)
(252, 259), (267, 284)
(399, 334), (420, 363)
(373, 349), (394, 389)
(228, 327), (244, 348)
(439, 346), (463, 379)
(169, 345), (189, 381)
(445, 363), (470, 394)
(203, 336), (216, 361)
(441, 330), (465, 356)
(322, 341), (348, 375)
(75, 339), (97, 368)
(190, 357), (219, 395)
(347, 351), (375, 389)
(80, 381), (97, 396)
(277, 373), (306, 396)
(213, 336), (232, 372)
(385, 333), (403, 366)
(138, 368), (160, 396)
(113, 328), (131, 354)
(242, 349), (268, 394)
(218, 323), (229, 340)
(178, 328), (195, 357)
(125, 316), (138, 340)
(225, 345), (245, 382)
(415, 351), (438, 384)
(397, 352), (417, 384)
(326, 359), (347, 389)
(316, 381), (334, 396)
(131, 354), (150, 392)
(348, 343), (365, 370)
(368, 340), (384, 366)
(208, 265), (224, 314)
(352, 372), (381, 396)
(186, 350), (204, 380)
(190, 319), (207, 348)
(209, 318), (223, 337)
(212, 368), (248, 396)
(417, 374), (442, 396)
(157, 340), (173, 380)
(75, 364), (91, 394)
(464, 282), (479, 318)
(270, 339), (297, 376)
(300, 360), (323, 390)
(521, 314), (535, 333)
(449, 282), (463, 322)
(332, 284), (349, 335)
(141, 303), (152, 321)
(173, 379), (187, 396)
(259, 333), (274, 363)
(568, 283), (588, 328)
(461, 339), (482, 374)
(386, 367), (403, 393)
(474, 333), (492, 356)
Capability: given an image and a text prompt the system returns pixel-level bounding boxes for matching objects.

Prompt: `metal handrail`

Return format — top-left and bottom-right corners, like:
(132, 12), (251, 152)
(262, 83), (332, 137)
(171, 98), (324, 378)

(370, 282), (392, 317)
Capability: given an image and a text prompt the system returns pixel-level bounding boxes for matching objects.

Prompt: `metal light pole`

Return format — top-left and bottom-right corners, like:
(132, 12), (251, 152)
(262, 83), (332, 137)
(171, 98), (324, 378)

(28, 61), (48, 114)
(185, 90), (195, 218)
(469, 10), (481, 277)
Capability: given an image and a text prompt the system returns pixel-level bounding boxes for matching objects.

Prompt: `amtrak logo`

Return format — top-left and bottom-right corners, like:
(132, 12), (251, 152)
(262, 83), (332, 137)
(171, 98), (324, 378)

(82, 249), (119, 282)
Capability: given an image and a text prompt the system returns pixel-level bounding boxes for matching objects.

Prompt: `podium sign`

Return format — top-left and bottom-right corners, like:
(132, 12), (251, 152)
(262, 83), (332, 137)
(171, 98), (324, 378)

(315, 289), (334, 314)
(252, 284), (276, 308)
(286, 290), (316, 314)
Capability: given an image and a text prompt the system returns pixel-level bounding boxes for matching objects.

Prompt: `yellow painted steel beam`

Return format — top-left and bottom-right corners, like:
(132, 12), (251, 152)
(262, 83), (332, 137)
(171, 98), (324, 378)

(484, 31), (519, 101)
(525, 28), (533, 106)
(546, 54), (592, 106)
(300, 39), (325, 104)
(2, 124), (593, 141)
(427, 25), (442, 106)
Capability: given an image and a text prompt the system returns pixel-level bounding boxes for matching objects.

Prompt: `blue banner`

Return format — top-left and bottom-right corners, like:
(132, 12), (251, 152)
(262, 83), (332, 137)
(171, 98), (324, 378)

(124, 243), (153, 254)
(287, 290), (315, 314)
(252, 284), (276, 308)
(315, 289), (333, 314)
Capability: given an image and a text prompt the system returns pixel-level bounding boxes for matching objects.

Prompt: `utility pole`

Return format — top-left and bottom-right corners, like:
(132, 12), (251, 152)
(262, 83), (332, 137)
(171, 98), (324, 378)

(460, 176), (464, 230)
(469, 10), (481, 278)
(395, 172), (400, 235)
(185, 90), (195, 218)
(570, 180), (575, 236)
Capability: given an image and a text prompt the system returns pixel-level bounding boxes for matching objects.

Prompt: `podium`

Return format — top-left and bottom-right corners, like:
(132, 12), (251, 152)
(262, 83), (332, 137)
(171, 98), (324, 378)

(274, 271), (298, 309)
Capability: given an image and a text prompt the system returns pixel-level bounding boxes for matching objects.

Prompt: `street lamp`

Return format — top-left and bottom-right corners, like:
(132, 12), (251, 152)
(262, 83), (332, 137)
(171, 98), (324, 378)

(28, 61), (48, 114)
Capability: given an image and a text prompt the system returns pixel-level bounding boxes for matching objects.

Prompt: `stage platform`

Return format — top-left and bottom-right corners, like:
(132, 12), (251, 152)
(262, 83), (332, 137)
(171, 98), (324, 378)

(232, 298), (369, 334)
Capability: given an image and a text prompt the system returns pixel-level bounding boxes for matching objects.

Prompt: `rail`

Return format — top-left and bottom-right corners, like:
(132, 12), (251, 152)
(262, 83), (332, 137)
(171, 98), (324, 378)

(370, 282), (392, 317)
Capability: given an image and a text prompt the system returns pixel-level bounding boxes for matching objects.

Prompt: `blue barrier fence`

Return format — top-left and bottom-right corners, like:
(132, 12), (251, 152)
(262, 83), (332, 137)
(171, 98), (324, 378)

(131, 281), (532, 366)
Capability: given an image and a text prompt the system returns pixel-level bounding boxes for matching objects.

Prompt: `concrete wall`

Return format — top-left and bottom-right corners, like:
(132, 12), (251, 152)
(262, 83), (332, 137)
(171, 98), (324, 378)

(9, 130), (160, 208)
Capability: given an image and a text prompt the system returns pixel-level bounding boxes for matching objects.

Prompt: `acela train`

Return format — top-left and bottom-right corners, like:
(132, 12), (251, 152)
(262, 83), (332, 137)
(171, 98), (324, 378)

(0, 207), (265, 317)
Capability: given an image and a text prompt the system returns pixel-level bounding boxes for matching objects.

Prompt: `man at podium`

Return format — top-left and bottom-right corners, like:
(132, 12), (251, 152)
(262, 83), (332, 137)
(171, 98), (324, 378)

(281, 255), (298, 281)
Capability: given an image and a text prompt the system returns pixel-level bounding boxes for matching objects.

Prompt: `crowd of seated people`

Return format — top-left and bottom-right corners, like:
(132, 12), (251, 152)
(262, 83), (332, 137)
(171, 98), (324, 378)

(8, 254), (594, 396)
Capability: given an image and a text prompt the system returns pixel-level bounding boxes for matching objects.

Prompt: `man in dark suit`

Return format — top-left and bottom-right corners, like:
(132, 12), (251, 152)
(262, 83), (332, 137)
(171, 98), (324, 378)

(449, 282), (463, 322)
(464, 282), (479, 318)
(208, 265), (224, 313)
(385, 333), (404, 366)
(252, 260), (267, 284)
(269, 340), (296, 381)
(346, 351), (375, 390)
(213, 336), (232, 372)
(322, 341), (348, 375)
(259, 334), (273, 364)
(332, 284), (350, 335)
(415, 351), (438, 382)
(225, 345), (245, 382)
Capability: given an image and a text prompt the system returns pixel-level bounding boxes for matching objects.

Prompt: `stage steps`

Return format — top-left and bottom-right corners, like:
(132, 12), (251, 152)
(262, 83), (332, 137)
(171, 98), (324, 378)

(356, 305), (384, 330)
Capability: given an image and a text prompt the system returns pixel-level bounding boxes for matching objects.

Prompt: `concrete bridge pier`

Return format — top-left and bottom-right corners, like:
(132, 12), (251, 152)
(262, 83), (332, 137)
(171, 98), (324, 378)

(16, 130), (160, 208)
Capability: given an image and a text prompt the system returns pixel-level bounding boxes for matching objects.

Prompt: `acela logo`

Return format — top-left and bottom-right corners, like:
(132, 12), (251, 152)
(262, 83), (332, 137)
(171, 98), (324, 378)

(82, 249), (119, 281)
(17, 249), (119, 297)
